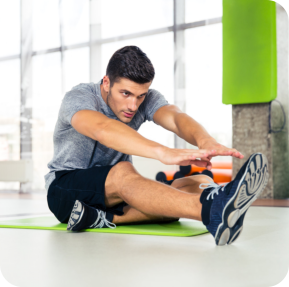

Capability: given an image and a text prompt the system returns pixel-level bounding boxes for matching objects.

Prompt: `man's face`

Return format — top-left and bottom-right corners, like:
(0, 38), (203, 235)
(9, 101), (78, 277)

(105, 77), (151, 123)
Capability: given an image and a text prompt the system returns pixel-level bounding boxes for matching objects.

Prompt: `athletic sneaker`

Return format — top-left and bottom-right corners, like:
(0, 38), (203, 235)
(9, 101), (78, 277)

(67, 200), (116, 231)
(199, 153), (269, 246)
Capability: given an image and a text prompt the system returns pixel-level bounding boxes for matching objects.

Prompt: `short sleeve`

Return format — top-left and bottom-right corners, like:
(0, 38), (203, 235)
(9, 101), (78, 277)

(142, 89), (169, 123)
(59, 84), (100, 126)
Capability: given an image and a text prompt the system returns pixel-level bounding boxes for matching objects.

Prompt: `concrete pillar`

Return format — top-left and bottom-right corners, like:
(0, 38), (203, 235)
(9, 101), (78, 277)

(271, 3), (289, 198)
(232, 104), (274, 198)
(232, 3), (289, 199)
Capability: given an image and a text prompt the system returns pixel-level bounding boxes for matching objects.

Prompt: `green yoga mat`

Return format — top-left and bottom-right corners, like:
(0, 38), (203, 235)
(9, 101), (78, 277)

(0, 216), (208, 237)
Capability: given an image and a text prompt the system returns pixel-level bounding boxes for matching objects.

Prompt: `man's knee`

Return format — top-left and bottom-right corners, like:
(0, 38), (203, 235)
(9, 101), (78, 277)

(104, 162), (139, 204)
(106, 161), (139, 190)
(187, 174), (212, 183)
(110, 161), (138, 179)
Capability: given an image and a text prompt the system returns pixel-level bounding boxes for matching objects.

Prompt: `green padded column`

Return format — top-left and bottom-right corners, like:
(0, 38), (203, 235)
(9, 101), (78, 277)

(223, 0), (277, 105)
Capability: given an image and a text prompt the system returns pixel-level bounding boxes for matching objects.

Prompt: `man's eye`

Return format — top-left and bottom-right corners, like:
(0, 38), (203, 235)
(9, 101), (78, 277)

(122, 92), (129, 96)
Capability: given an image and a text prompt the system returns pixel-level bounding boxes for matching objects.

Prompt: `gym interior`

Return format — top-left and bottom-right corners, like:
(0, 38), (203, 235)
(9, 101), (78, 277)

(0, 0), (288, 286)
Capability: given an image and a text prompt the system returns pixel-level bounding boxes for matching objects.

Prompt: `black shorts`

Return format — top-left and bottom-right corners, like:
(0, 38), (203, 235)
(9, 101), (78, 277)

(47, 166), (128, 224)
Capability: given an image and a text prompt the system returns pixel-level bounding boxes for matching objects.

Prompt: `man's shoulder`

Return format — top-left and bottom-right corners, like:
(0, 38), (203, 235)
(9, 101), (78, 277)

(142, 88), (166, 106)
(71, 82), (98, 95)
(147, 88), (161, 96)
(63, 82), (102, 104)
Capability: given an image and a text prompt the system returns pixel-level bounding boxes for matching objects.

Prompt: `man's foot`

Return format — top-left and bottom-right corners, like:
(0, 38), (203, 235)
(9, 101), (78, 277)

(67, 200), (116, 231)
(199, 153), (269, 246)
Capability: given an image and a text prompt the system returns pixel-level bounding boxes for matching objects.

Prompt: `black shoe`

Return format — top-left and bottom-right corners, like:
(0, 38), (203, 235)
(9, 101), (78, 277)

(67, 200), (116, 231)
(200, 153), (269, 246)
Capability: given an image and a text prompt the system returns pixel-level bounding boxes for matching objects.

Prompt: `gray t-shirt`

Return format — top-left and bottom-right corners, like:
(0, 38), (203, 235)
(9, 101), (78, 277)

(44, 79), (169, 192)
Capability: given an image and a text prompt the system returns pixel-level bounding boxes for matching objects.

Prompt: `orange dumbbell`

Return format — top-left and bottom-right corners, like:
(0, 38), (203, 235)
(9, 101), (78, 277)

(180, 162), (232, 176)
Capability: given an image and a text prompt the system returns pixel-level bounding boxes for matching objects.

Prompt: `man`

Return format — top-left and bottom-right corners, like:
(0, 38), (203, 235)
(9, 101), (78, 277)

(45, 46), (269, 246)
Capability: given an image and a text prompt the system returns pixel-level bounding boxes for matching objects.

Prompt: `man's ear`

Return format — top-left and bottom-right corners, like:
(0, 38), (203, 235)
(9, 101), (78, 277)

(103, 76), (110, 93)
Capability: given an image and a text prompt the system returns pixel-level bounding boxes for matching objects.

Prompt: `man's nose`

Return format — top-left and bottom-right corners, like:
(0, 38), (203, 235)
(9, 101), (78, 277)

(128, 98), (138, 111)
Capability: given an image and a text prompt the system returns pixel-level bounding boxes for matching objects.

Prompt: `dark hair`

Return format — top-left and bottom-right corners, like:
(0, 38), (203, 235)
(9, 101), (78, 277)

(106, 46), (155, 87)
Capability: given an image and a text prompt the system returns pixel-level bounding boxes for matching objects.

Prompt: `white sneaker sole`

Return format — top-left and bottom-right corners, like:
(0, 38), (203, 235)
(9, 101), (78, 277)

(67, 200), (85, 231)
(215, 153), (269, 246)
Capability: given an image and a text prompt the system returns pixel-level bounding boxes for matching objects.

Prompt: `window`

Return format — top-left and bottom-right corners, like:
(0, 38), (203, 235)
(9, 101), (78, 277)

(185, 0), (222, 23)
(185, 23), (232, 150)
(64, 47), (90, 91)
(61, 0), (89, 46)
(0, 0), (20, 57)
(100, 0), (173, 38)
(0, 0), (229, 191)
(32, 53), (62, 190)
(0, 59), (20, 190)
(33, 0), (60, 51)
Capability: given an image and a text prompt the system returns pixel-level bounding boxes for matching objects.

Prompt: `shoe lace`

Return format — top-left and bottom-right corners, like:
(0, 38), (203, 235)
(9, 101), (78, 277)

(199, 178), (229, 200)
(89, 210), (116, 229)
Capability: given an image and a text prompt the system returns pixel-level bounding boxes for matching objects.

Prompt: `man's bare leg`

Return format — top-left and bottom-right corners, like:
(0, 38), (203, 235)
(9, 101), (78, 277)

(111, 173), (211, 225)
(104, 162), (213, 224)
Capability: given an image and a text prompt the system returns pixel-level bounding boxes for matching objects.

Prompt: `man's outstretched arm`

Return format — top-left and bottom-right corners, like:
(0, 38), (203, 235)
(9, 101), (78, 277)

(153, 105), (244, 167)
(71, 109), (216, 167)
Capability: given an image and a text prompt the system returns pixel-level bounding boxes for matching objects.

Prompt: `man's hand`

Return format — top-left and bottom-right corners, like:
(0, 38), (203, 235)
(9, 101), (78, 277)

(199, 139), (244, 166)
(156, 147), (216, 168)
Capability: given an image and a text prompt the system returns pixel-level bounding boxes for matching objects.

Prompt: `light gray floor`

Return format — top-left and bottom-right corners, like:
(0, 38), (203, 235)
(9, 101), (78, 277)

(0, 199), (288, 287)
(0, 198), (50, 217)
